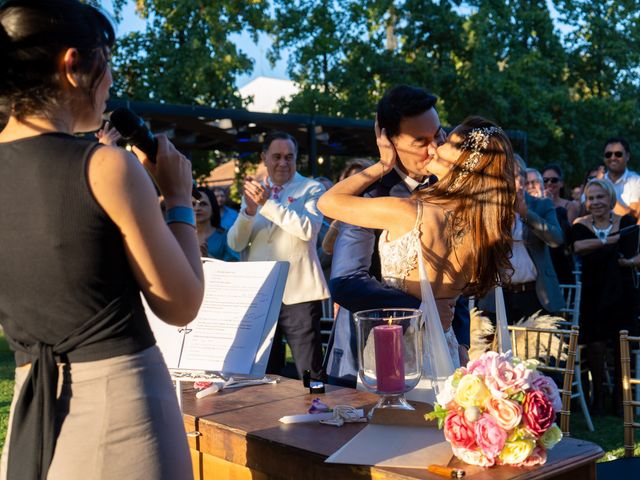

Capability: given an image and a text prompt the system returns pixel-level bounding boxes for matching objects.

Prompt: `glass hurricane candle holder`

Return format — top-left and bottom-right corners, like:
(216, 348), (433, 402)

(354, 308), (422, 416)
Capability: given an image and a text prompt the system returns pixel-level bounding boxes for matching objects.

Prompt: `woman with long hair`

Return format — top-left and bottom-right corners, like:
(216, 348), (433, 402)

(318, 116), (515, 368)
(0, 1), (203, 479)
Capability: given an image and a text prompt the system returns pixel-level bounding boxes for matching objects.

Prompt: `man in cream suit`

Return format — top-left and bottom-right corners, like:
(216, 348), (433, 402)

(227, 131), (329, 381)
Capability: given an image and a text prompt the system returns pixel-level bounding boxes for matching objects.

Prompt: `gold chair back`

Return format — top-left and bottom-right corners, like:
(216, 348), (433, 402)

(508, 325), (579, 436)
(619, 330), (640, 458)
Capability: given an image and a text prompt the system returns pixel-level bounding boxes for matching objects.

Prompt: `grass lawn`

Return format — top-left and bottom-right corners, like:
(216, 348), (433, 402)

(0, 332), (14, 452)
(0, 331), (637, 460)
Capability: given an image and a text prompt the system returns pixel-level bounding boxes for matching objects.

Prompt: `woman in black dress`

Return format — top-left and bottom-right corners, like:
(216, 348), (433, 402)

(572, 179), (638, 415)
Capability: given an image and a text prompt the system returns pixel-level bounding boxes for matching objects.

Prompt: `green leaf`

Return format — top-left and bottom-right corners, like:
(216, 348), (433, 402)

(424, 403), (448, 430)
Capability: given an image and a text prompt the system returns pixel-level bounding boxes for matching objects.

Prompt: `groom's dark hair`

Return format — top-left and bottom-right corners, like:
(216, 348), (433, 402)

(376, 85), (438, 138)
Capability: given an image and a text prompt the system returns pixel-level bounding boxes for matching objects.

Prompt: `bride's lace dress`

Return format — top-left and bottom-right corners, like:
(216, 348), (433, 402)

(378, 202), (461, 369)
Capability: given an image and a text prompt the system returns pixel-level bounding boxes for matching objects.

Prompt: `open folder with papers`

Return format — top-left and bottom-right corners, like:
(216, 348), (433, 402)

(145, 258), (289, 378)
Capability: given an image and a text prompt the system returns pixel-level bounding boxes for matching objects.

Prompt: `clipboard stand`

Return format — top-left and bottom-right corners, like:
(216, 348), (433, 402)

(145, 259), (290, 410)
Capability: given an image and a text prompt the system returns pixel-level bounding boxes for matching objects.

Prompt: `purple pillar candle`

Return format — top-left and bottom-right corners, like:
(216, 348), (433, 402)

(373, 324), (405, 393)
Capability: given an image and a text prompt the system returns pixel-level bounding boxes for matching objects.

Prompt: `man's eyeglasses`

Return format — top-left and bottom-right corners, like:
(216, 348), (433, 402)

(543, 177), (560, 184)
(605, 151), (624, 159)
(434, 126), (447, 146)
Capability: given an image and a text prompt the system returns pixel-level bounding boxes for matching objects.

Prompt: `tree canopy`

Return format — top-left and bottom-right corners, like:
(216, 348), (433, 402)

(109, 0), (640, 186)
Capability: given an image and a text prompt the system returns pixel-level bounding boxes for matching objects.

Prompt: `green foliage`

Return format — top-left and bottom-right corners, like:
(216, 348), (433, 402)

(104, 0), (640, 185)
(269, 0), (391, 117)
(424, 402), (448, 429)
(0, 331), (15, 452)
(267, 0), (640, 185)
(111, 0), (270, 107)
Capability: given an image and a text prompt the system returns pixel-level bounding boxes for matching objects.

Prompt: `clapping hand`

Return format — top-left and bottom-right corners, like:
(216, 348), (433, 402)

(243, 176), (271, 216)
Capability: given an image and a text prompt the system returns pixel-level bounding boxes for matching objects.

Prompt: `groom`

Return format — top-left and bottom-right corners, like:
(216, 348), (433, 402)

(324, 85), (470, 387)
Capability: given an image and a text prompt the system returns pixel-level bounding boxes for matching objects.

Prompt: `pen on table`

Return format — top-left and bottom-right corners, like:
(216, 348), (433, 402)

(427, 464), (465, 478)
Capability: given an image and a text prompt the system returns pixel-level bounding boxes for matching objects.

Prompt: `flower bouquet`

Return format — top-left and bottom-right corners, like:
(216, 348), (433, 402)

(425, 351), (563, 467)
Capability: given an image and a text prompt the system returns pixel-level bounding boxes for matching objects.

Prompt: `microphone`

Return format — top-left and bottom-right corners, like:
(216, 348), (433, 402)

(109, 107), (201, 199)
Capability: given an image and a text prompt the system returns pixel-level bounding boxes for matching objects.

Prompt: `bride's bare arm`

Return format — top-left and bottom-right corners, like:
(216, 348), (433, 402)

(317, 163), (415, 231)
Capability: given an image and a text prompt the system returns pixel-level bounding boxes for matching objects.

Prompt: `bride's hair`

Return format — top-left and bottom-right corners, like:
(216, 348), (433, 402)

(418, 116), (515, 297)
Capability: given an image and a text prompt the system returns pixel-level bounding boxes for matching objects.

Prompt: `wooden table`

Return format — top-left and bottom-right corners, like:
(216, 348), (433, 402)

(180, 378), (603, 480)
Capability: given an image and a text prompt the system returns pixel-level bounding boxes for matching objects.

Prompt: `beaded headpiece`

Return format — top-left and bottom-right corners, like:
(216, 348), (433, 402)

(447, 126), (502, 192)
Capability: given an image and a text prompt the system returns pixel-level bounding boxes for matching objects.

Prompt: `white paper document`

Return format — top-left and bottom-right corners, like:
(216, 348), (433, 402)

(145, 259), (288, 377)
(325, 424), (452, 468)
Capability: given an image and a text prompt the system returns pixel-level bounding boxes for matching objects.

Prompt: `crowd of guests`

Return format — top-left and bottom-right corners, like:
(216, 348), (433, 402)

(523, 138), (640, 416)
(171, 105), (640, 419)
(188, 131), (636, 421)
(97, 80), (640, 417)
(4, 3), (637, 479)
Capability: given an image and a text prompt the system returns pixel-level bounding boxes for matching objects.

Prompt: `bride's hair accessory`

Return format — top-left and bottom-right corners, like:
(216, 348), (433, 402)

(447, 126), (502, 192)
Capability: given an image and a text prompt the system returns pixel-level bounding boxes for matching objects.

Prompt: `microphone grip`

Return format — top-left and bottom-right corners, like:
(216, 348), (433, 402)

(126, 131), (200, 200)
(109, 107), (200, 199)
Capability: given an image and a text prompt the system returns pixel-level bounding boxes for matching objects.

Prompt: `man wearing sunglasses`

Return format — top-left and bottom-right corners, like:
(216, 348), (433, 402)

(603, 136), (640, 219)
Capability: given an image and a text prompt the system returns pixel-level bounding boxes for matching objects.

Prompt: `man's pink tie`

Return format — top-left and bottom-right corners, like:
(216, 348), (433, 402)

(271, 185), (283, 200)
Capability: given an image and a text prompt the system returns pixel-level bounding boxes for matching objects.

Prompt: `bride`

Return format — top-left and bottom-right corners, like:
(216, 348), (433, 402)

(318, 116), (516, 387)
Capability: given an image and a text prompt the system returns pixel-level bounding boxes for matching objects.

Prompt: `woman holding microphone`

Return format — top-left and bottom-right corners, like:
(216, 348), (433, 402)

(0, 1), (203, 479)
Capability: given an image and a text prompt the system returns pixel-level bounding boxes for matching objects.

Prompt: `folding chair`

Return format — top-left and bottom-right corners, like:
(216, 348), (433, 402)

(508, 325), (579, 435)
(558, 283), (594, 432)
(596, 330), (640, 475)
(558, 283), (581, 327)
(320, 296), (335, 352)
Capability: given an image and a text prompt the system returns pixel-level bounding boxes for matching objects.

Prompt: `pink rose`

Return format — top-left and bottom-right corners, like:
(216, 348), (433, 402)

(514, 446), (547, 467)
(531, 373), (562, 413)
(444, 411), (477, 450)
(451, 446), (495, 467)
(523, 390), (555, 437)
(466, 356), (490, 377)
(484, 352), (533, 397)
(475, 414), (508, 459)
(485, 396), (523, 431)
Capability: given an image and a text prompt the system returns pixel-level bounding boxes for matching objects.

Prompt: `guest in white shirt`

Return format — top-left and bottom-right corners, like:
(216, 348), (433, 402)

(227, 132), (329, 381)
(603, 136), (640, 219)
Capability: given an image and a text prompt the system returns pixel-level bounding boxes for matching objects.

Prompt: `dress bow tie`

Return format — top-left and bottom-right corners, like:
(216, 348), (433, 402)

(414, 175), (438, 191)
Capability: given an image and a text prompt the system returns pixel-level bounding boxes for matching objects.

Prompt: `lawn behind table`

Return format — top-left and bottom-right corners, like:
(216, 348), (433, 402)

(0, 331), (637, 458)
(0, 331), (14, 452)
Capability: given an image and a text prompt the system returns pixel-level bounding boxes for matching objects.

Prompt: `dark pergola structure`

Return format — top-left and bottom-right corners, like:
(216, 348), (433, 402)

(106, 98), (529, 176)
(107, 98), (378, 177)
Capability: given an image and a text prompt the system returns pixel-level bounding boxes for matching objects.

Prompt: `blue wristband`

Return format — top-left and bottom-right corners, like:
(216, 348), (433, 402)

(165, 206), (196, 228)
